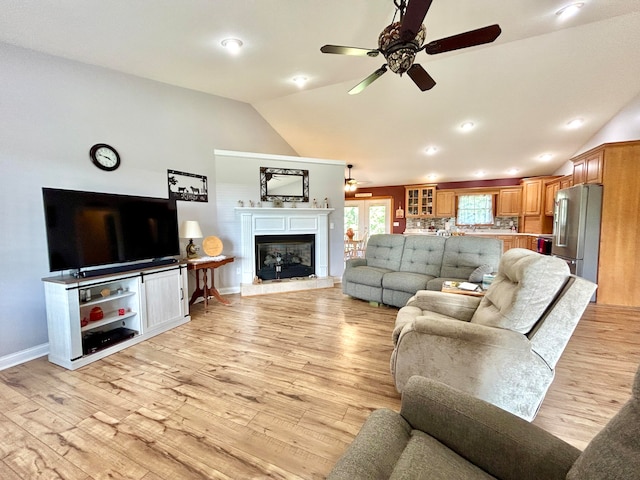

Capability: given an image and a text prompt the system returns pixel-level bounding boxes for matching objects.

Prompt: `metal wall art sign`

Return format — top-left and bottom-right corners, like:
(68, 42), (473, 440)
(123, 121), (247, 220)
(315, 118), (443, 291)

(167, 169), (208, 202)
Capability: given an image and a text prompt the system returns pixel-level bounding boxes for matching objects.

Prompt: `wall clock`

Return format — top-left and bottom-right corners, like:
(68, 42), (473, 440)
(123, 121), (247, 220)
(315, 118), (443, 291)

(89, 143), (120, 171)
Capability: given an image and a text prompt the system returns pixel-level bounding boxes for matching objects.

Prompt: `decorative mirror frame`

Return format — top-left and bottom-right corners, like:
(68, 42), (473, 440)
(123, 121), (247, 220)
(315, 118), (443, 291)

(260, 167), (309, 203)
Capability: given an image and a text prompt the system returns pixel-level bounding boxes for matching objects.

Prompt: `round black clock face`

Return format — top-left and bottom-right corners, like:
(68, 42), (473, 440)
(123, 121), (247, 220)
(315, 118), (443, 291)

(90, 143), (120, 171)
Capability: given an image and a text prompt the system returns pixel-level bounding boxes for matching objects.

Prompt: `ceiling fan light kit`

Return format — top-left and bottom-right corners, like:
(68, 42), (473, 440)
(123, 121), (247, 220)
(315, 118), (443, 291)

(321, 0), (501, 94)
(344, 164), (358, 192)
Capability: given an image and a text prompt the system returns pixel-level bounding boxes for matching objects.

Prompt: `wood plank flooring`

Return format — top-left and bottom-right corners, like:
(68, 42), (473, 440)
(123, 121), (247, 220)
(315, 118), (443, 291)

(1, 286), (639, 479)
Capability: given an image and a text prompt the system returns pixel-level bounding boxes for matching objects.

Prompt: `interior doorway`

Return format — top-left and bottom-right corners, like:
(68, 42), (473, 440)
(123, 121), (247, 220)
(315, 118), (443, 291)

(344, 198), (392, 238)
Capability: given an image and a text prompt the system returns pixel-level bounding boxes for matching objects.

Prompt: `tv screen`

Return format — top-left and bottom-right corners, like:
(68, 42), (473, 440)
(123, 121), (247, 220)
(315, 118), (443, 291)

(42, 188), (180, 272)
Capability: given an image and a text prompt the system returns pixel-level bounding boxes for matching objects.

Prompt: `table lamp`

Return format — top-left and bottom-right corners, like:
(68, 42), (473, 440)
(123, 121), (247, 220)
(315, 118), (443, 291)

(179, 220), (203, 259)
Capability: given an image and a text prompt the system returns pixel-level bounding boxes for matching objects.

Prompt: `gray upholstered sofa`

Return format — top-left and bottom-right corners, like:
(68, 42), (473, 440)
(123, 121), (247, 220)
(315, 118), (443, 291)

(342, 234), (503, 308)
(328, 364), (640, 479)
(391, 248), (597, 421)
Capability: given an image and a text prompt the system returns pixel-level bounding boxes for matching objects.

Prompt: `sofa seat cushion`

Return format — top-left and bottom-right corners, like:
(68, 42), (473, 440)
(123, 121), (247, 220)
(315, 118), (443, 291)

(383, 271), (433, 293)
(343, 265), (393, 288)
(389, 430), (495, 480)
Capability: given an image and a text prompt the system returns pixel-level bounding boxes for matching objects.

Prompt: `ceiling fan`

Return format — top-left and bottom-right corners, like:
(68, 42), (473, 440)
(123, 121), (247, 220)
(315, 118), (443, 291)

(320, 0), (501, 94)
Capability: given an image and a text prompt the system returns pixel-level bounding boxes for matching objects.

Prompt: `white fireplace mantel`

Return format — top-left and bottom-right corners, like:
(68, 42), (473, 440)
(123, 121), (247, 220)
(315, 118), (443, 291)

(235, 207), (334, 285)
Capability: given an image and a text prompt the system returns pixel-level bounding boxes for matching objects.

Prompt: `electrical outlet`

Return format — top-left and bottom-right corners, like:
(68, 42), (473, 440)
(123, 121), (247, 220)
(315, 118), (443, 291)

(496, 220), (501, 226)
(393, 221), (399, 227)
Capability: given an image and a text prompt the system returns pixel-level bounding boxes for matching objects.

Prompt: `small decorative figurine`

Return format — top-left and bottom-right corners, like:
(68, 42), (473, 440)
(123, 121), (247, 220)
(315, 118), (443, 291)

(312, 198), (318, 208)
(249, 200), (255, 207)
(238, 200), (244, 207)
(323, 197), (329, 208)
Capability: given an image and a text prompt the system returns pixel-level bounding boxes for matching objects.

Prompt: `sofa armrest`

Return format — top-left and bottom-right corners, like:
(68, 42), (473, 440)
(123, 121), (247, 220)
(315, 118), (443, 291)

(344, 257), (367, 269)
(400, 376), (581, 480)
(405, 290), (482, 321)
(409, 315), (530, 350)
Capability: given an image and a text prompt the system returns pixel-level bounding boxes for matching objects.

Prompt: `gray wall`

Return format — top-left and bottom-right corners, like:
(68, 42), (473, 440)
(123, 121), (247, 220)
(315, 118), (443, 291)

(0, 42), (306, 364)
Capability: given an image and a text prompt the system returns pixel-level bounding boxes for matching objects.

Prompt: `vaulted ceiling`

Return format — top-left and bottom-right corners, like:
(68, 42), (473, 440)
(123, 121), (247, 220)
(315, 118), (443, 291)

(1, 1), (639, 186)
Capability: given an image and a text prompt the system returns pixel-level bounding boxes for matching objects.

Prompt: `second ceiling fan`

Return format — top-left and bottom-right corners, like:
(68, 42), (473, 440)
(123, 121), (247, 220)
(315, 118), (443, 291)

(320, 0), (502, 94)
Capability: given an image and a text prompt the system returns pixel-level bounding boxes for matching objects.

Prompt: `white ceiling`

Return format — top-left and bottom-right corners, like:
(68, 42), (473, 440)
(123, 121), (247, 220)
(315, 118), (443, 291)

(1, 0), (640, 186)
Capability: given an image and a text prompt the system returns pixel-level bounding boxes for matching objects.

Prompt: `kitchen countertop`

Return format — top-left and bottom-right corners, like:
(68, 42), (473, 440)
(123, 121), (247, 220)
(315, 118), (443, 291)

(404, 229), (552, 237)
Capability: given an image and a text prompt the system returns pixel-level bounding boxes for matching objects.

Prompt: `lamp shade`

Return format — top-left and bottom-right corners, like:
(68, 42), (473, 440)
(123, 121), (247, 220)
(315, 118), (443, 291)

(179, 220), (203, 239)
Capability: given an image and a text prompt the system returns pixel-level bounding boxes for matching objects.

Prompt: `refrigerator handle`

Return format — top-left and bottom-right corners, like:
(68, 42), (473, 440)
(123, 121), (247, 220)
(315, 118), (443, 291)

(555, 197), (568, 247)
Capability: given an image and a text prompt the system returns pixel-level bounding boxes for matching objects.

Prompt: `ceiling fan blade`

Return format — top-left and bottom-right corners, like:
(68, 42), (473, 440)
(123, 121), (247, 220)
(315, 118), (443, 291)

(400, 0), (434, 41)
(424, 24), (502, 55)
(406, 64), (436, 91)
(321, 45), (379, 57)
(348, 66), (388, 95)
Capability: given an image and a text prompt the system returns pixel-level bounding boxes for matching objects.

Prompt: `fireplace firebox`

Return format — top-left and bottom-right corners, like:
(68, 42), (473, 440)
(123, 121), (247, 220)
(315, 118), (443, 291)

(255, 234), (315, 281)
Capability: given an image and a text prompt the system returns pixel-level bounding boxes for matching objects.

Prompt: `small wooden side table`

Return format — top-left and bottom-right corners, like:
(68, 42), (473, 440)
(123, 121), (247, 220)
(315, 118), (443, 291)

(441, 286), (486, 297)
(187, 256), (235, 308)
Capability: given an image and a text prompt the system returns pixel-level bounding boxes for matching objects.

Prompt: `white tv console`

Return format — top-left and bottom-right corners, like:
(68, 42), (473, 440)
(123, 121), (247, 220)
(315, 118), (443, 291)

(42, 262), (190, 370)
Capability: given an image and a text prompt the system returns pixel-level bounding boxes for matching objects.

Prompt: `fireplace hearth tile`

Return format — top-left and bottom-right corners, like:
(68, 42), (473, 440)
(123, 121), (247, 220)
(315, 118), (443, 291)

(241, 277), (334, 296)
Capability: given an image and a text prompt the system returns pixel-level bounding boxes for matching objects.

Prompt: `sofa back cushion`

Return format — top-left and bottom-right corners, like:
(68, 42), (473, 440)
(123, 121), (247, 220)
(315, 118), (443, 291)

(365, 234), (406, 270)
(439, 236), (503, 280)
(471, 248), (570, 333)
(399, 236), (446, 276)
(567, 363), (640, 480)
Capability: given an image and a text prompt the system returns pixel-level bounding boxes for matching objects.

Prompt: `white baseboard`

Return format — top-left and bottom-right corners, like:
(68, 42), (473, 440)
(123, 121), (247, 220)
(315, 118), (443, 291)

(0, 343), (49, 371)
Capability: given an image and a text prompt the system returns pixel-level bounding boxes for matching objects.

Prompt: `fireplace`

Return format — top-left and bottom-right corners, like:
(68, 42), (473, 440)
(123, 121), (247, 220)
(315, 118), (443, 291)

(236, 207), (334, 295)
(255, 234), (315, 280)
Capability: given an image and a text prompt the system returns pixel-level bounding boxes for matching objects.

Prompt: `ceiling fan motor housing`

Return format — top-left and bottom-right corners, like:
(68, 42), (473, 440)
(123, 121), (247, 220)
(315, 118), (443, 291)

(379, 22), (426, 74)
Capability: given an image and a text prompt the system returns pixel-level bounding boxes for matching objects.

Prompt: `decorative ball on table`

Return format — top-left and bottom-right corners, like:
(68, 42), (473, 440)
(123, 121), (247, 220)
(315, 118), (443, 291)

(203, 236), (224, 257)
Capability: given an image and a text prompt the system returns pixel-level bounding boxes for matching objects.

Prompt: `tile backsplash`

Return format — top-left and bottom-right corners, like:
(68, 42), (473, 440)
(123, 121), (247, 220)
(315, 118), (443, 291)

(405, 216), (519, 231)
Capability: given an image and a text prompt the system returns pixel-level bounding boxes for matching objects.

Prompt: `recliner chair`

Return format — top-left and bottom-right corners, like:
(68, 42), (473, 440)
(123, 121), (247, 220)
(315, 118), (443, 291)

(328, 365), (640, 479)
(391, 248), (596, 421)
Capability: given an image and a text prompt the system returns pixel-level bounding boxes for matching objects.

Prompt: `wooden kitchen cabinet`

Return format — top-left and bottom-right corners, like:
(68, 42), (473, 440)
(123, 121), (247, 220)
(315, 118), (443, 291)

(572, 149), (603, 185)
(496, 187), (521, 216)
(520, 176), (558, 233)
(544, 179), (560, 216)
(581, 141), (640, 306)
(560, 174), (573, 190)
(405, 185), (436, 217)
(435, 190), (455, 217)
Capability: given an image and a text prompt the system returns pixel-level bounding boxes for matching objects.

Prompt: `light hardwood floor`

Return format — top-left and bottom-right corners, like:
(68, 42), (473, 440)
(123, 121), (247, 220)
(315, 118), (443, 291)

(1, 286), (639, 479)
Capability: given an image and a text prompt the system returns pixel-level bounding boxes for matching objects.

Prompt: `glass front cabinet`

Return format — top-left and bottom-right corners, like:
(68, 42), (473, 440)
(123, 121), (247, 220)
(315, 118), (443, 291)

(405, 185), (436, 217)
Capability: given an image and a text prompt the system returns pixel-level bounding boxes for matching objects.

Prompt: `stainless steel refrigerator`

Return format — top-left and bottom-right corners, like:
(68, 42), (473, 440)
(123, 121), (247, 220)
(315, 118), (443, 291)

(552, 184), (602, 299)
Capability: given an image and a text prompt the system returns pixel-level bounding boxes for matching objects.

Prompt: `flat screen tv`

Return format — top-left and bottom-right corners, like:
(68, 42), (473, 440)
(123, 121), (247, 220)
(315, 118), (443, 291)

(42, 188), (180, 273)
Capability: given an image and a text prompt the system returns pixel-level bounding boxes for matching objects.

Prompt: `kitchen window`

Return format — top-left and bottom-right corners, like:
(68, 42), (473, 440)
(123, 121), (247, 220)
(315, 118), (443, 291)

(457, 194), (494, 225)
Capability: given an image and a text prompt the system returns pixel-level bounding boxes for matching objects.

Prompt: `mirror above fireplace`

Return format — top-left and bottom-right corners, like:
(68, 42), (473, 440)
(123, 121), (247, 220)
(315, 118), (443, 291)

(260, 167), (309, 203)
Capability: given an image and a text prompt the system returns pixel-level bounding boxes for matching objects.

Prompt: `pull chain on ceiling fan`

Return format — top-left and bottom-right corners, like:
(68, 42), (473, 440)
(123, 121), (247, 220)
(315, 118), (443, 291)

(345, 164), (358, 192)
(320, 0), (501, 94)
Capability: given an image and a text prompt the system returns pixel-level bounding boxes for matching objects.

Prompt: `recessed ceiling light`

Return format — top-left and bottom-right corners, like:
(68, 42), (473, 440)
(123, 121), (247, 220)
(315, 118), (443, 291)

(460, 121), (475, 132)
(424, 146), (438, 155)
(220, 38), (243, 54)
(566, 118), (584, 129)
(507, 168), (520, 175)
(556, 3), (584, 20)
(427, 173), (438, 181)
(292, 76), (308, 87)
(475, 170), (486, 177)
(539, 153), (553, 161)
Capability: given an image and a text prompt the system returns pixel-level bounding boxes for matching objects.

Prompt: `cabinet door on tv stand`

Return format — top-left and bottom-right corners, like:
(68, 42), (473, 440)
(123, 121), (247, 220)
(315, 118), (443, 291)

(141, 267), (186, 333)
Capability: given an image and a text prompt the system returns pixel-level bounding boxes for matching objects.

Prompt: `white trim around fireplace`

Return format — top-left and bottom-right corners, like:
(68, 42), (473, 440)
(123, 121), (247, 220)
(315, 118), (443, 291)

(236, 207), (334, 292)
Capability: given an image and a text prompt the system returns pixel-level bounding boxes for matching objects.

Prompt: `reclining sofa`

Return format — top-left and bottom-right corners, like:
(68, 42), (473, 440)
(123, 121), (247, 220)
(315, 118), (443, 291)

(342, 234), (503, 308)
(328, 363), (640, 480)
